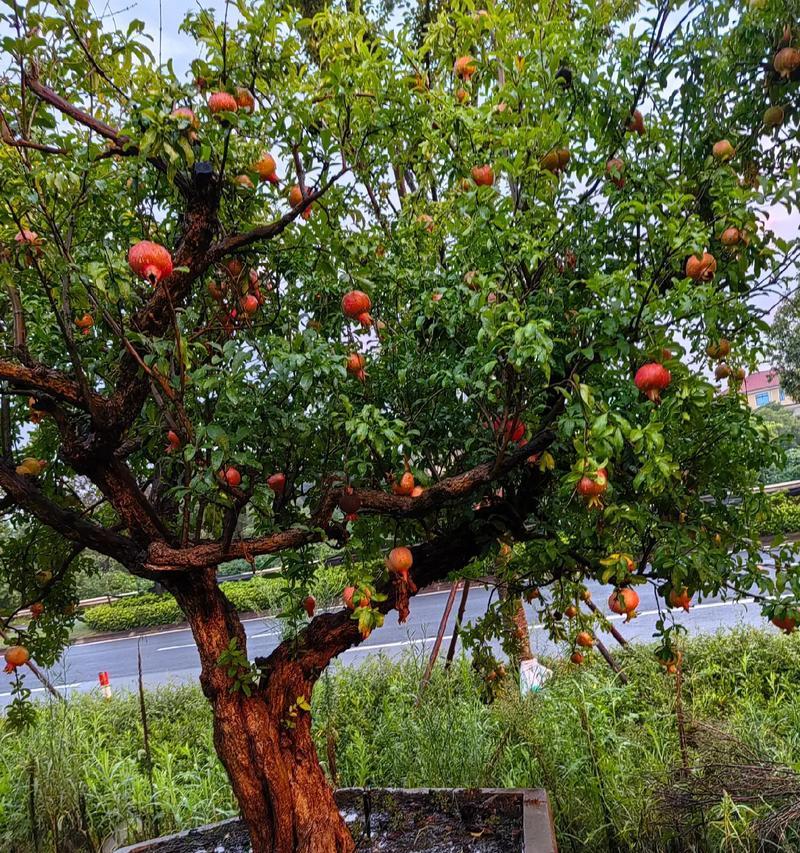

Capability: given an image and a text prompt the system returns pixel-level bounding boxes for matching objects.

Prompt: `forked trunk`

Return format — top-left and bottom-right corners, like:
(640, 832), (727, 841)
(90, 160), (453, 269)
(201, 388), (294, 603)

(168, 569), (354, 853)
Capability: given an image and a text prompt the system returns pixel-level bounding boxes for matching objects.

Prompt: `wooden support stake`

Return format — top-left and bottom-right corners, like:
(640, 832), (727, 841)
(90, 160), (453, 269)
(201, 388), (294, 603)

(417, 581), (460, 703)
(25, 660), (66, 702)
(585, 597), (629, 646)
(445, 580), (471, 669)
(594, 637), (628, 685)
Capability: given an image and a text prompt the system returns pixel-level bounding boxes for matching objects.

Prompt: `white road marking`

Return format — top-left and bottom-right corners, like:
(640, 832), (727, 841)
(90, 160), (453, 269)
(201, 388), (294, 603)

(0, 681), (81, 698)
(345, 636), (452, 653)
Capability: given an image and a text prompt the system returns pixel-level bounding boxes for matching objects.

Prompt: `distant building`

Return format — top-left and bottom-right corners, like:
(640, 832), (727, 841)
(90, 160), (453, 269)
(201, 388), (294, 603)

(741, 369), (797, 411)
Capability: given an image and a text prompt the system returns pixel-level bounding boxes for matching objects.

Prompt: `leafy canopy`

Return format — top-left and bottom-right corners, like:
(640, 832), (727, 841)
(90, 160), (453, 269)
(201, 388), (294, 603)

(1, 0), (800, 707)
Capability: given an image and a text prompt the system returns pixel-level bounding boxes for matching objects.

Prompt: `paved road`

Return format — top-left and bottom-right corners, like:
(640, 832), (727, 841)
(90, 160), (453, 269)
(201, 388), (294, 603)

(1, 573), (777, 708)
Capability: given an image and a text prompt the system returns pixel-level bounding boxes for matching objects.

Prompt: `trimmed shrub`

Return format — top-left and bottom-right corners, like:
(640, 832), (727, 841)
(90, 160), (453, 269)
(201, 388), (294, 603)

(81, 577), (283, 633)
(758, 493), (800, 536)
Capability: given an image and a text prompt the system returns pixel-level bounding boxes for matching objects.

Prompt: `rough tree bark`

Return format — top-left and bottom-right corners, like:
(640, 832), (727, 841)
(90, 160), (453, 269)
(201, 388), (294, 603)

(168, 570), (355, 853)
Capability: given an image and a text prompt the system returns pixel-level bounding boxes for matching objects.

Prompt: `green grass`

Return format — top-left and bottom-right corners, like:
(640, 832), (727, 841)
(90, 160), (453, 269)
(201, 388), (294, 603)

(2, 629), (800, 851)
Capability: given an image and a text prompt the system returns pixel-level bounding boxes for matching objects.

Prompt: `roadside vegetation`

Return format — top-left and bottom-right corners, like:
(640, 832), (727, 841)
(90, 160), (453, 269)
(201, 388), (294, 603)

(1, 628), (799, 853)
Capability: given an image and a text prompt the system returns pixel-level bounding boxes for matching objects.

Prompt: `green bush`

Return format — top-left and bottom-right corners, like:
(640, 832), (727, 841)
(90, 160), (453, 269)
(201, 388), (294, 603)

(81, 593), (183, 632)
(761, 447), (800, 486)
(2, 629), (800, 852)
(74, 567), (148, 599)
(80, 564), (349, 634)
(757, 493), (800, 536)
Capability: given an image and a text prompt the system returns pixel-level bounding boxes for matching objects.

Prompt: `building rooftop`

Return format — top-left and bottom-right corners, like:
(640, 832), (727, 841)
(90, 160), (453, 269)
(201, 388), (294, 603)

(742, 369), (780, 393)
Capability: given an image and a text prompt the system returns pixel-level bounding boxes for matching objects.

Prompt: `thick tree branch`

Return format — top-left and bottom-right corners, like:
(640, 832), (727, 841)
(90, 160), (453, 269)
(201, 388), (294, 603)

(0, 359), (100, 410)
(23, 74), (178, 186)
(208, 168), (348, 259)
(0, 460), (143, 565)
(263, 485), (543, 681)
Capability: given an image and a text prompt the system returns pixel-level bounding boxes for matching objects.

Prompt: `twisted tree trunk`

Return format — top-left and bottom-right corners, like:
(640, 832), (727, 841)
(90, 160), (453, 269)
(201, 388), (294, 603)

(168, 569), (354, 853)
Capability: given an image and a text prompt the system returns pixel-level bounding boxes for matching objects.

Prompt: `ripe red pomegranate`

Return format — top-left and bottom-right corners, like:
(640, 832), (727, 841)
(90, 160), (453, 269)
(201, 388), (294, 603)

(267, 472), (286, 494)
(577, 468), (608, 509)
(605, 157), (625, 188)
(774, 47), (800, 79)
(720, 227), (741, 247)
(608, 587), (639, 622)
(234, 174), (254, 190)
(242, 294), (259, 315)
(128, 241), (173, 285)
(165, 430), (181, 453)
(570, 652), (584, 665)
(341, 290), (372, 318)
(471, 165), (494, 186)
(393, 470), (415, 496)
(634, 362), (671, 402)
(387, 546), (413, 579)
(346, 352), (365, 373)
(685, 252), (716, 282)
(668, 587), (692, 612)
(170, 106), (198, 130)
(771, 614), (796, 634)
(338, 486), (361, 522)
(343, 586), (356, 610)
(576, 631), (594, 648)
(712, 139), (735, 161)
(4, 645), (29, 673)
(253, 153), (277, 182)
(303, 595), (316, 617)
(411, 485), (424, 497)
(222, 467), (241, 487)
(208, 91), (238, 114)
(455, 87), (470, 104)
(30, 602), (44, 619)
(714, 362), (731, 380)
(288, 185), (304, 207)
(492, 417), (525, 443)
(626, 109), (645, 135)
(417, 214), (435, 232)
(75, 313), (94, 335)
(454, 55), (477, 80)
(235, 87), (255, 113)
(564, 605), (578, 619)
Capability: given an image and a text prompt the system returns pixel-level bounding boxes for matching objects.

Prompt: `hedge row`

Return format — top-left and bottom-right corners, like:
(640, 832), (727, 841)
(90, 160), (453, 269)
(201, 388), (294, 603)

(81, 577), (281, 633)
(757, 493), (800, 537)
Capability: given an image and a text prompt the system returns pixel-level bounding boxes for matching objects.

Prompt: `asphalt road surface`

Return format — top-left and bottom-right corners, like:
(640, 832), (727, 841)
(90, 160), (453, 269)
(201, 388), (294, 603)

(1, 574), (778, 708)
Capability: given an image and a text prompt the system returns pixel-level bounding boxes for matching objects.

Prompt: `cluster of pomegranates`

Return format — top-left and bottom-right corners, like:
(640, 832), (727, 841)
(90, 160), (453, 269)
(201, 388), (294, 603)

(341, 290), (373, 327)
(207, 259), (268, 335)
(390, 463), (424, 498)
(207, 87), (256, 116)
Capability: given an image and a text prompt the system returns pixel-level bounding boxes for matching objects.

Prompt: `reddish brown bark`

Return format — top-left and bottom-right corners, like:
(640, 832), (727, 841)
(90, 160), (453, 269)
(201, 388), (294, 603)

(168, 569), (354, 853)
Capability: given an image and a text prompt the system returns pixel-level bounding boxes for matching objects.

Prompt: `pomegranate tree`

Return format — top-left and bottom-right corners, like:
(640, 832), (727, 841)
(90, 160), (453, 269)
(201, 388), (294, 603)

(0, 1), (798, 851)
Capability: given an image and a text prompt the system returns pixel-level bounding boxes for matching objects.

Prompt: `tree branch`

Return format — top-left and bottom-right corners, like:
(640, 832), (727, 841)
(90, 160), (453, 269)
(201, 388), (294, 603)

(0, 460), (143, 565)
(208, 168), (348, 259)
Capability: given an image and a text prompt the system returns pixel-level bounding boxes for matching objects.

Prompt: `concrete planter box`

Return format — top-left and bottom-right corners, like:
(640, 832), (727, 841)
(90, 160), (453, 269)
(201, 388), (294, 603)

(118, 787), (557, 852)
